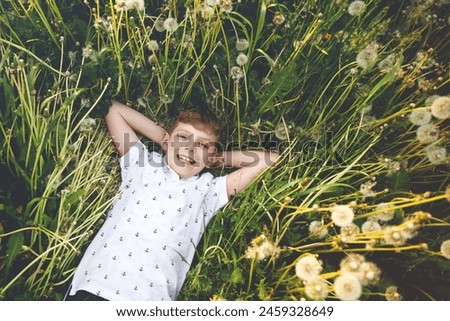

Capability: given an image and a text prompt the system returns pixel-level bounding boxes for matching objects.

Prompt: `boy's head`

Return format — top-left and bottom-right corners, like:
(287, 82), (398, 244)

(163, 108), (222, 178)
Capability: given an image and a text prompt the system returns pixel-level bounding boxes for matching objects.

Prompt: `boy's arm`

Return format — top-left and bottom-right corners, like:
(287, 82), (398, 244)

(218, 150), (279, 198)
(105, 101), (167, 156)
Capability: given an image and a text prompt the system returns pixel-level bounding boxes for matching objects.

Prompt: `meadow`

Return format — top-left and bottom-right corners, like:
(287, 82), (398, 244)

(0, 0), (449, 301)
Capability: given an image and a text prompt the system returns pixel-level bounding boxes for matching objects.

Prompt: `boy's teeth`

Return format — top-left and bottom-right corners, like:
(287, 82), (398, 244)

(179, 155), (192, 163)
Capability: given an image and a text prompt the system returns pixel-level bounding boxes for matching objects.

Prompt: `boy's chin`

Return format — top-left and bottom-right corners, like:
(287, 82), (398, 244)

(172, 164), (204, 178)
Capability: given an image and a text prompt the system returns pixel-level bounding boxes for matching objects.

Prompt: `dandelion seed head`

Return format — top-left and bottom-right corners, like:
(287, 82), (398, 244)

(416, 123), (439, 144)
(359, 261), (381, 285)
(348, 1), (365, 16)
(305, 277), (329, 300)
(425, 94), (440, 106)
(361, 220), (381, 233)
(360, 179), (377, 198)
(408, 109), (432, 126)
(230, 66), (243, 80)
(440, 239), (450, 259)
(147, 40), (159, 51)
(160, 94), (173, 104)
(82, 44), (95, 60)
(295, 255), (323, 281)
(236, 39), (249, 51)
(340, 223), (360, 242)
(340, 254), (365, 274)
(220, 0), (233, 13)
(331, 205), (354, 227)
(154, 19), (166, 32)
(333, 274), (362, 301)
(385, 285), (402, 301)
(79, 117), (96, 133)
(274, 122), (289, 140)
(430, 96), (450, 119)
(378, 53), (396, 72)
(273, 12), (286, 25)
(425, 145), (447, 165)
(308, 220), (328, 239)
(374, 202), (395, 222)
(206, 0), (220, 6)
(383, 226), (412, 246)
(356, 44), (378, 69)
(164, 17), (178, 32)
(245, 234), (281, 261)
(236, 53), (248, 66)
(201, 6), (215, 19)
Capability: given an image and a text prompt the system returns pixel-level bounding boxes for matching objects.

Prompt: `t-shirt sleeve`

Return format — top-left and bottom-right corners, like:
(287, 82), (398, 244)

(203, 175), (229, 219)
(119, 140), (148, 180)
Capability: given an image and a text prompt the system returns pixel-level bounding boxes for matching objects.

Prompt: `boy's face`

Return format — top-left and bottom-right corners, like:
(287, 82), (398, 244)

(164, 122), (218, 178)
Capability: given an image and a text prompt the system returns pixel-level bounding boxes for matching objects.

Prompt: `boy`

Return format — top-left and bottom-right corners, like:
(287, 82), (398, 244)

(67, 101), (279, 300)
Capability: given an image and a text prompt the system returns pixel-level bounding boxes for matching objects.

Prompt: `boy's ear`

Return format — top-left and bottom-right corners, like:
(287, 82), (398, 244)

(161, 132), (169, 152)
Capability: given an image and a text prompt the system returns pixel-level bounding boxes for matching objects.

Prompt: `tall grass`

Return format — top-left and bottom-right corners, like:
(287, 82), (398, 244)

(1, 0), (449, 300)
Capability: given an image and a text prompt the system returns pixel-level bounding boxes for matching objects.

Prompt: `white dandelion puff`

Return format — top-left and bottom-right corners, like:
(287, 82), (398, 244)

(295, 255), (323, 281)
(206, 0), (219, 6)
(230, 66), (243, 80)
(340, 254), (366, 274)
(201, 6), (215, 19)
(430, 96), (450, 119)
(236, 53), (248, 66)
(440, 239), (450, 259)
(331, 205), (354, 227)
(356, 44), (378, 69)
(408, 109), (432, 126)
(425, 145), (447, 165)
(164, 17), (178, 32)
(359, 261), (381, 286)
(416, 123), (439, 144)
(236, 38), (249, 51)
(154, 19), (166, 32)
(245, 235), (280, 261)
(374, 202), (395, 222)
(79, 117), (96, 133)
(378, 54), (396, 72)
(340, 223), (360, 242)
(308, 221), (328, 239)
(305, 277), (329, 300)
(383, 226), (412, 246)
(147, 40), (159, 51)
(333, 274), (362, 301)
(348, 1), (365, 16)
(274, 122), (289, 140)
(361, 220), (381, 233)
(360, 180), (377, 198)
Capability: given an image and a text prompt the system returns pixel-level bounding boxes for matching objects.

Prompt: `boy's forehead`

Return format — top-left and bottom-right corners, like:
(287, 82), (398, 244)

(172, 122), (218, 141)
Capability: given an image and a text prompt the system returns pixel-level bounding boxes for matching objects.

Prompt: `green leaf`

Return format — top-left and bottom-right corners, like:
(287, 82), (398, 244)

(230, 267), (244, 284)
(5, 232), (24, 274)
(63, 189), (85, 209)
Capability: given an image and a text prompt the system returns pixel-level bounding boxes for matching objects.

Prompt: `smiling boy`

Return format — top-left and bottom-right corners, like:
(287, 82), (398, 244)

(67, 100), (279, 300)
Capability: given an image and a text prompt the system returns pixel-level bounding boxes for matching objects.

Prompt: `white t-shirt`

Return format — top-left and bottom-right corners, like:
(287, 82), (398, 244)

(69, 141), (228, 300)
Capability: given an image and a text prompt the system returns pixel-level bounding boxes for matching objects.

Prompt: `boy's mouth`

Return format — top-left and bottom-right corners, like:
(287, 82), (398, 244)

(177, 154), (196, 165)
